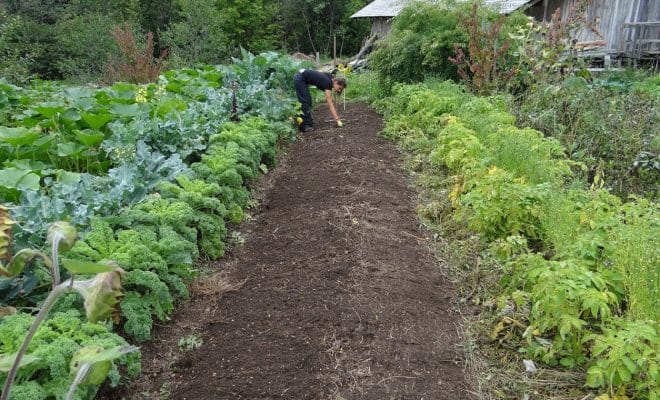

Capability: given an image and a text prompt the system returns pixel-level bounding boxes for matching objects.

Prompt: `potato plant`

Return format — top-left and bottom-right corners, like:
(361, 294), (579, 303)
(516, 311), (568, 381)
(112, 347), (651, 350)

(379, 80), (658, 399)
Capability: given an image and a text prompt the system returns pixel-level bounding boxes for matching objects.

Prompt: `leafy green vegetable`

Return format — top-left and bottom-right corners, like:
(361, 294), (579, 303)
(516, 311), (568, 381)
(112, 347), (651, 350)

(0, 310), (141, 399)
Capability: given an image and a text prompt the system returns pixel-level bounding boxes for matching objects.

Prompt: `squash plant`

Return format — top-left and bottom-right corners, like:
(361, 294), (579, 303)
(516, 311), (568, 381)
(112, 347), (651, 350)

(0, 207), (135, 400)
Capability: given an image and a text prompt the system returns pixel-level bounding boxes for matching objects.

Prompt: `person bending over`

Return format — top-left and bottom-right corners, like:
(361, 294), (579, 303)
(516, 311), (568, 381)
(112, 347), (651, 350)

(293, 69), (346, 132)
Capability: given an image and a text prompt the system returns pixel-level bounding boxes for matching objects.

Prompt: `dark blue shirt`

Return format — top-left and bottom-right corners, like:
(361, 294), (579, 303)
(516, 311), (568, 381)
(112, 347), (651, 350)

(302, 69), (333, 91)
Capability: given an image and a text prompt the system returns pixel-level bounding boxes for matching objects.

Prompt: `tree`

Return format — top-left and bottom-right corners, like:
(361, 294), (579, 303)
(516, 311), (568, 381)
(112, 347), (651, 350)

(277, 0), (369, 57)
(55, 13), (127, 81)
(138, 0), (178, 55)
(161, 0), (229, 65)
(215, 0), (280, 53)
(0, 7), (34, 82)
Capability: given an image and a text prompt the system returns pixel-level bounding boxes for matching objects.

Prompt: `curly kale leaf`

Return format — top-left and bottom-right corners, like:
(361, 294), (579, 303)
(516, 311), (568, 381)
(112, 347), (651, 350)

(121, 269), (173, 341)
(6, 381), (47, 400)
(197, 213), (227, 259)
(68, 219), (194, 340)
(122, 197), (197, 244)
(0, 310), (140, 398)
(158, 176), (228, 217)
(157, 177), (230, 259)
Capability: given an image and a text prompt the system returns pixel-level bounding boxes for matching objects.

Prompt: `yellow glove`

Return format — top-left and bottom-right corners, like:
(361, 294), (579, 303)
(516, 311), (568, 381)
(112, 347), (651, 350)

(336, 120), (343, 128)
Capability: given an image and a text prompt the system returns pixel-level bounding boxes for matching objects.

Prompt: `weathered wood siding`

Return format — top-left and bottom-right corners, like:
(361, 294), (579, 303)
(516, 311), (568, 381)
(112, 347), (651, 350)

(371, 17), (393, 35)
(533, 0), (659, 53)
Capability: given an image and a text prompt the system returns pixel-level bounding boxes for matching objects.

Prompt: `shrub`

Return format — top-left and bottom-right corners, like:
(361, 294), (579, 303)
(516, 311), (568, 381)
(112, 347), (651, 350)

(370, 1), (470, 86)
(105, 25), (167, 84)
(0, 10), (34, 83)
(54, 14), (127, 82)
(459, 167), (550, 241)
(160, 0), (230, 67)
(510, 76), (659, 198)
(448, 2), (519, 95)
(508, 0), (592, 90)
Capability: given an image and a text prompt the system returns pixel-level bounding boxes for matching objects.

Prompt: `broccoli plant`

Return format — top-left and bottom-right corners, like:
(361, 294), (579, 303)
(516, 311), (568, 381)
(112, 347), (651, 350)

(0, 212), (135, 400)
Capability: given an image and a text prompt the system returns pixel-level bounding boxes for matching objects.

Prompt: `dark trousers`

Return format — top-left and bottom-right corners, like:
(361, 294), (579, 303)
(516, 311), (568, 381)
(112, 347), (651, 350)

(293, 72), (313, 128)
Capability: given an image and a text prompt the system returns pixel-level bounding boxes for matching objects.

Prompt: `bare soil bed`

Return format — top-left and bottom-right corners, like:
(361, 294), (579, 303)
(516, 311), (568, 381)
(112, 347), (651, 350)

(112, 103), (469, 399)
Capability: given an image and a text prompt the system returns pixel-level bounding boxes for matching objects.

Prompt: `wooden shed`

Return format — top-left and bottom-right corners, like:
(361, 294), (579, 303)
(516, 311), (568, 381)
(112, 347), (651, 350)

(526, 0), (660, 64)
(351, 0), (660, 63)
(350, 0), (532, 36)
(350, 0), (406, 36)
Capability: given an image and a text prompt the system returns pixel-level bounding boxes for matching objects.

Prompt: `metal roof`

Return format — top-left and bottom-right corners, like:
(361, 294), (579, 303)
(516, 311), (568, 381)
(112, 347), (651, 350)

(351, 0), (406, 18)
(486, 0), (534, 13)
(351, 0), (533, 18)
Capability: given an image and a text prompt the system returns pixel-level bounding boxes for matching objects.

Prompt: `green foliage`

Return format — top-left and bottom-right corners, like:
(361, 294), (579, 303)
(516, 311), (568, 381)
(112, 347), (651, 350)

(0, 52), (301, 400)
(158, 176), (229, 259)
(343, 71), (386, 104)
(0, 0), (367, 82)
(277, 0), (370, 56)
(604, 199), (659, 321)
(585, 319), (658, 397)
(191, 117), (282, 219)
(54, 14), (124, 82)
(0, 9), (34, 83)
(0, 219), (132, 400)
(0, 309), (140, 399)
(161, 0), (230, 66)
(371, 1), (526, 89)
(508, 0), (591, 90)
(504, 254), (620, 367)
(510, 76), (659, 198)
(448, 3), (527, 95)
(214, 0), (280, 53)
(538, 188), (622, 263)
(380, 79), (659, 398)
(68, 218), (194, 341)
(177, 333), (202, 352)
(460, 167), (550, 241)
(371, 1), (469, 86)
(2, 52), (299, 250)
(0, 1), (138, 82)
(121, 270), (172, 342)
(137, 0), (177, 54)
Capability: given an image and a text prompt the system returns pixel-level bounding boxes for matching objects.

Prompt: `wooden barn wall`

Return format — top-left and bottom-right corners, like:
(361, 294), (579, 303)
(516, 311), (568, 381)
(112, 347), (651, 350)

(529, 0), (659, 52)
(371, 17), (393, 36)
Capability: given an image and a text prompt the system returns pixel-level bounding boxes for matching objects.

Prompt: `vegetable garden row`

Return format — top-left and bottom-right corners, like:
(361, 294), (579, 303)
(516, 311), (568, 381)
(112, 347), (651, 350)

(0, 52), (306, 399)
(376, 80), (658, 399)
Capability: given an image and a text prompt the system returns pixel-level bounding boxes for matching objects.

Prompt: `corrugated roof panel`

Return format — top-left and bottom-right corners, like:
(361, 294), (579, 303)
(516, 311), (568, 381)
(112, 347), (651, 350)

(351, 0), (533, 18)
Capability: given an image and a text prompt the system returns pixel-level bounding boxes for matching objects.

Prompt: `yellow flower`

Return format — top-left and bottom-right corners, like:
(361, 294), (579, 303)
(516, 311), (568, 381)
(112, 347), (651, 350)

(134, 87), (148, 103)
(487, 166), (500, 176)
(154, 84), (166, 98)
(444, 115), (458, 124)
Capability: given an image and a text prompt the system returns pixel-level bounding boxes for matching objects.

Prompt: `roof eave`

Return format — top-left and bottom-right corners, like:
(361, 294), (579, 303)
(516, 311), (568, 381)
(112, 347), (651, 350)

(350, 14), (397, 18)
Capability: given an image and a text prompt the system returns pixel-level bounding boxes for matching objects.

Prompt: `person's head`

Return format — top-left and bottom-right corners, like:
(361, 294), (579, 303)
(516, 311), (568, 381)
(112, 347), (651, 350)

(332, 77), (347, 94)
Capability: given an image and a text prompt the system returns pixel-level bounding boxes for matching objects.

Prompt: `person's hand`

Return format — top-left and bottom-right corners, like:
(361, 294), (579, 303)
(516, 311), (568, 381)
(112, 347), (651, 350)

(336, 120), (343, 128)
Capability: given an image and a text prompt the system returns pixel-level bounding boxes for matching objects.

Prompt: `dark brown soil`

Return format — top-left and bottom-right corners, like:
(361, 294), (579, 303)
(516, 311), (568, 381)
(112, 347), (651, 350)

(114, 103), (469, 399)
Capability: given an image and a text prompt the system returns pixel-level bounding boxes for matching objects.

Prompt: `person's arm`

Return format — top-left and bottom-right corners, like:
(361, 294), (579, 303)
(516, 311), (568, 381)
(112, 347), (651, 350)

(325, 90), (342, 126)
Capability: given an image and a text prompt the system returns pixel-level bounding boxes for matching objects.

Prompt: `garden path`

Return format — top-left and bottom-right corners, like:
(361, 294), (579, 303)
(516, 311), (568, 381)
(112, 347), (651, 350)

(117, 104), (469, 399)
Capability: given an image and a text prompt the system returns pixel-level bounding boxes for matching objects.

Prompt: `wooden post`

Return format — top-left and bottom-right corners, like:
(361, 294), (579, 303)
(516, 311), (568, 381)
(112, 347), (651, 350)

(333, 35), (337, 66)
